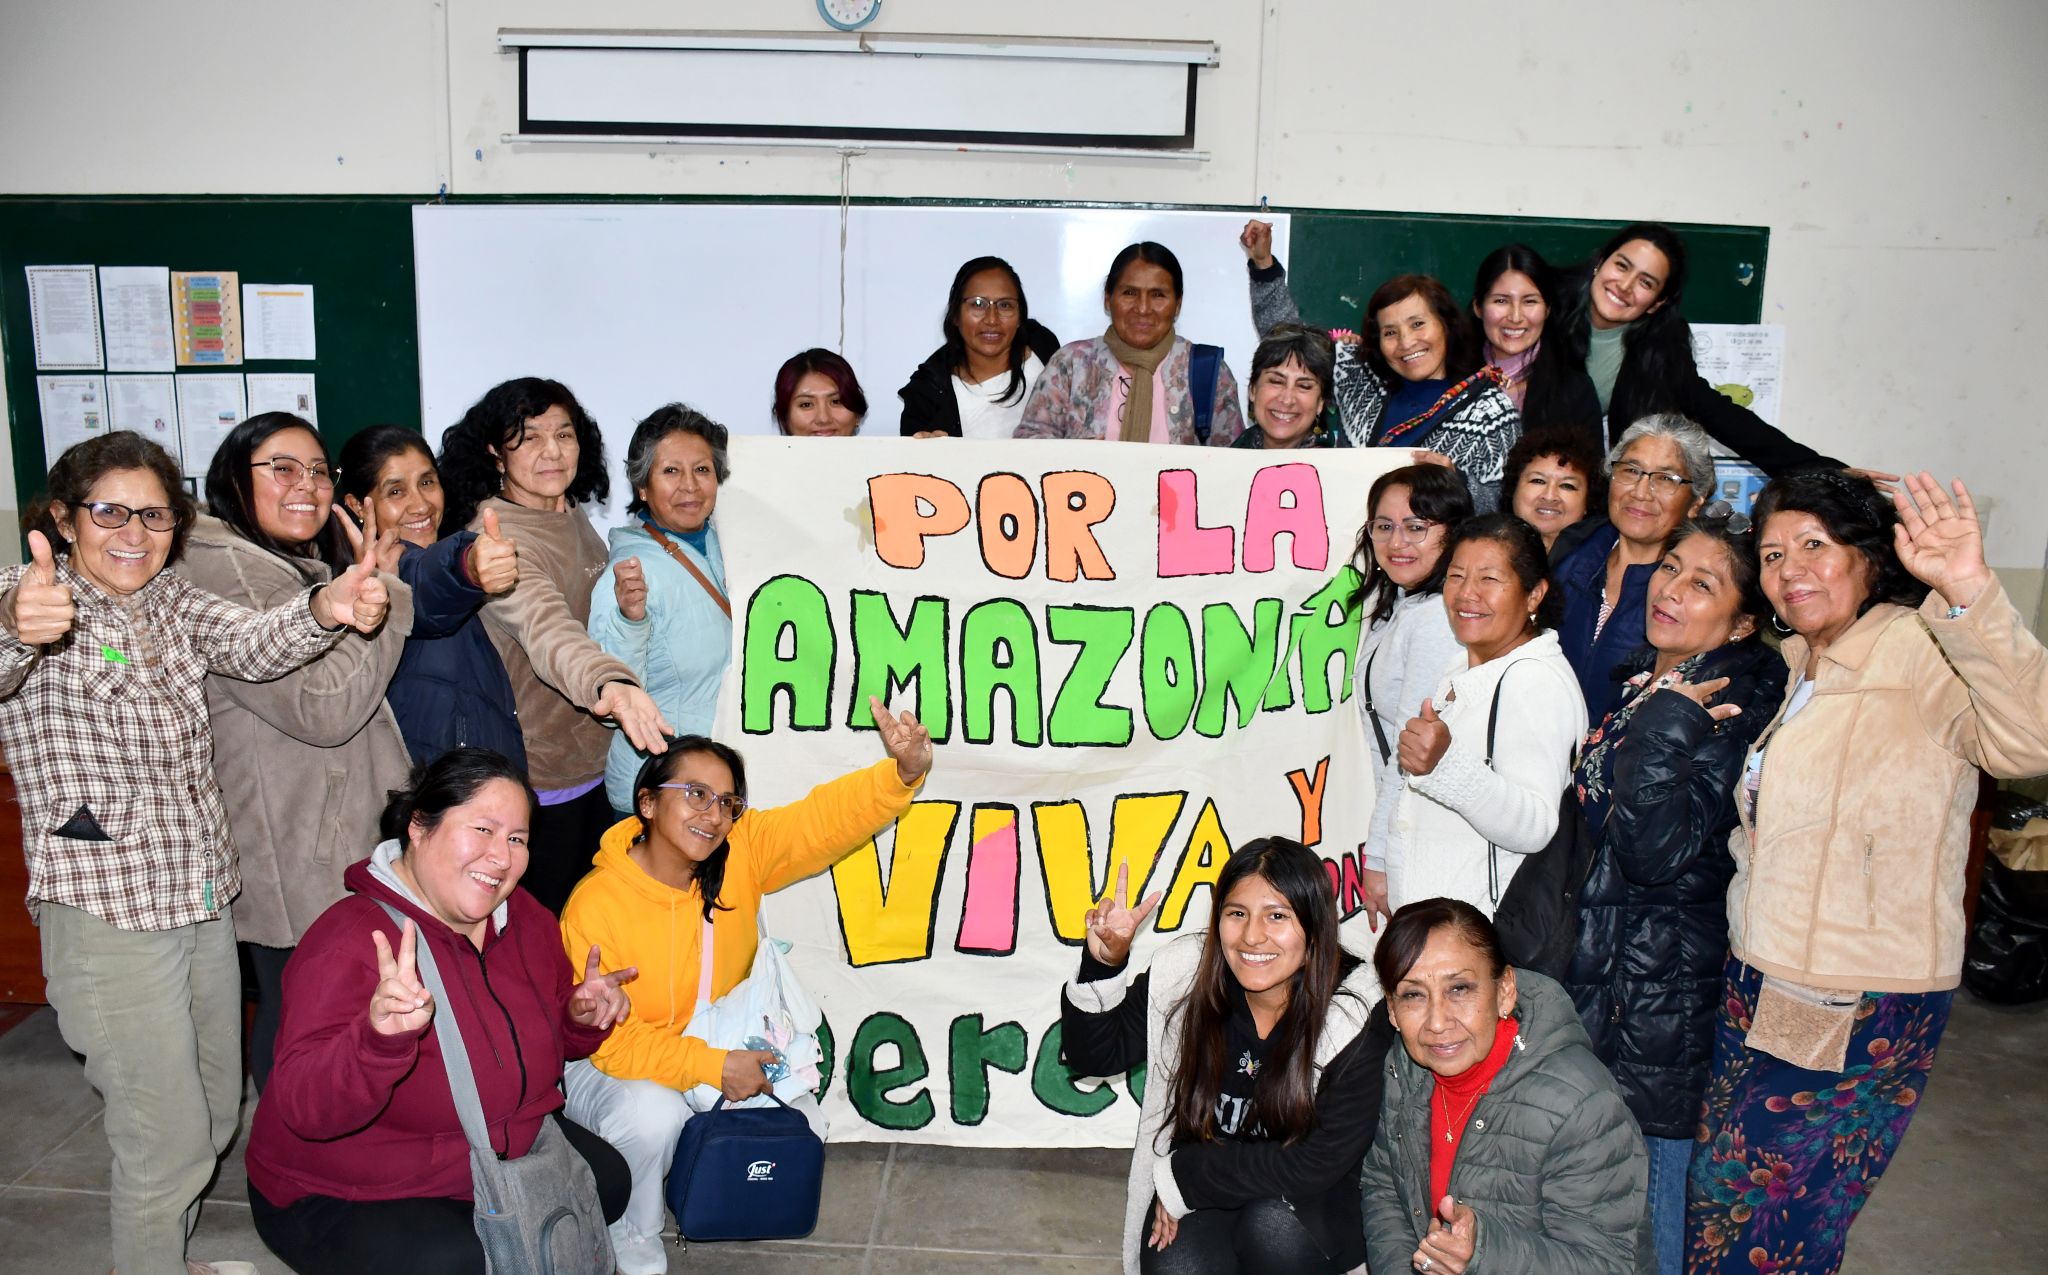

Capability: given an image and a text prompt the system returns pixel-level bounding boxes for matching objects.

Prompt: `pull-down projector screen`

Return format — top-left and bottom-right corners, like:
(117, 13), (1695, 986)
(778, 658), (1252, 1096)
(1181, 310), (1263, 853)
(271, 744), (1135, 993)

(510, 32), (1216, 149)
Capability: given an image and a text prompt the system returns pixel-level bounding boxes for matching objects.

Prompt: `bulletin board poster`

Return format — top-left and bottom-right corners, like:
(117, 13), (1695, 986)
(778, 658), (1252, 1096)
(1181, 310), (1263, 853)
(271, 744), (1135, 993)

(172, 270), (242, 365)
(712, 437), (1405, 1146)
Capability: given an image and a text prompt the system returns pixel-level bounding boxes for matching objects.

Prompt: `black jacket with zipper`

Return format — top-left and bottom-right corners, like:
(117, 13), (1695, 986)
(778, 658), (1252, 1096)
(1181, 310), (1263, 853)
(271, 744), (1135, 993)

(896, 320), (1062, 436)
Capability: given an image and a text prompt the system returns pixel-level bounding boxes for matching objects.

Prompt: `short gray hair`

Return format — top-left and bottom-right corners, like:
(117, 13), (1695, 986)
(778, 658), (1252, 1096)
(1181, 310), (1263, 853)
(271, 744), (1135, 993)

(623, 402), (730, 519)
(1608, 414), (1715, 501)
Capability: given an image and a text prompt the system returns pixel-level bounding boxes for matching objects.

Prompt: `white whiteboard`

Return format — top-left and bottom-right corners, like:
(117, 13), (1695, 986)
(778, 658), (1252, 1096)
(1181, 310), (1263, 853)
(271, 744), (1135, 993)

(412, 204), (1290, 528)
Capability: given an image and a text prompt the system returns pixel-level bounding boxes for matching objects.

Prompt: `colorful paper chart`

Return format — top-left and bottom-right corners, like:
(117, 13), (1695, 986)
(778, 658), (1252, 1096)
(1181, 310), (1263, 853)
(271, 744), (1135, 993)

(172, 270), (242, 366)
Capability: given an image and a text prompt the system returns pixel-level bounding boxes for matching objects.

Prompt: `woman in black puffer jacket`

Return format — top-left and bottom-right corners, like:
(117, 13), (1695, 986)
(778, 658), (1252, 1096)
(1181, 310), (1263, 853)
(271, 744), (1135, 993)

(1563, 514), (1784, 1275)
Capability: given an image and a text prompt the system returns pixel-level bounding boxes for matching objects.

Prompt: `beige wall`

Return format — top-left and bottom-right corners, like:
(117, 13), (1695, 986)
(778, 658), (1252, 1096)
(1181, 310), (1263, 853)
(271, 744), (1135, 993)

(3, 1), (2043, 609)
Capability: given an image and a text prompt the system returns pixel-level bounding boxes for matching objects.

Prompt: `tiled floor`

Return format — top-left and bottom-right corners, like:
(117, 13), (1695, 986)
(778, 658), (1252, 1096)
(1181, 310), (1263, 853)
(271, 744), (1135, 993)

(2, 994), (2042, 1273)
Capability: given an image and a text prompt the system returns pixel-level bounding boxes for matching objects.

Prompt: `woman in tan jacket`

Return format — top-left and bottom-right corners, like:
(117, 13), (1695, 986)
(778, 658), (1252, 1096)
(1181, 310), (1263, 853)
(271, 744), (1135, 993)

(178, 413), (418, 1091)
(438, 377), (671, 913)
(1687, 469), (2048, 1275)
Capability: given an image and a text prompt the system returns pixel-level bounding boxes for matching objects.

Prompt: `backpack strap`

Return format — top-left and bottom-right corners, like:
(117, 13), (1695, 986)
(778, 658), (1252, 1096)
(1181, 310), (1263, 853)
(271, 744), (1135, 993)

(1189, 343), (1223, 444)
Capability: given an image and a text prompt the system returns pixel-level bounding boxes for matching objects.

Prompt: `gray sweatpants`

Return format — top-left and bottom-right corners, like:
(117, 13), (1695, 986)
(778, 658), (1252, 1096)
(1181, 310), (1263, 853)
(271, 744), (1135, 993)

(39, 903), (242, 1275)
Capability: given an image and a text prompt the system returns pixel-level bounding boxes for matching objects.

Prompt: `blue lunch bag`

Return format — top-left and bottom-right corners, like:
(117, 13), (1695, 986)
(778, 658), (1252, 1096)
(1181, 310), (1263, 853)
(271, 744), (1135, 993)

(665, 1094), (824, 1241)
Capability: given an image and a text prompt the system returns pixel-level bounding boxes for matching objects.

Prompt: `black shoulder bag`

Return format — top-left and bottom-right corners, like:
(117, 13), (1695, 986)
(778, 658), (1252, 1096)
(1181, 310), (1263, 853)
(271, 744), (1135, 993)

(1482, 662), (1594, 982)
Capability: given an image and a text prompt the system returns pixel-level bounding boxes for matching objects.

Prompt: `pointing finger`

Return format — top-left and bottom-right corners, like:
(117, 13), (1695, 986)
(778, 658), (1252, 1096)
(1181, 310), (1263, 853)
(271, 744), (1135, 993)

(398, 918), (419, 980)
(372, 927), (397, 979)
(584, 944), (604, 984)
(1130, 890), (1163, 930)
(604, 965), (639, 988)
(334, 506), (366, 561)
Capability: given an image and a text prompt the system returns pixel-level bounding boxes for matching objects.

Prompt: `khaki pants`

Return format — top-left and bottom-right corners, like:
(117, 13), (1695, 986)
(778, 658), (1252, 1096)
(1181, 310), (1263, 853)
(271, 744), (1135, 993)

(39, 903), (243, 1275)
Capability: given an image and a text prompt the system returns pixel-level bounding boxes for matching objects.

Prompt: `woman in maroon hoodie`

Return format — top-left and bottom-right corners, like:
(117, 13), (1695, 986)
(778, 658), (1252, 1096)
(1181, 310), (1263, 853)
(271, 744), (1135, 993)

(246, 748), (637, 1275)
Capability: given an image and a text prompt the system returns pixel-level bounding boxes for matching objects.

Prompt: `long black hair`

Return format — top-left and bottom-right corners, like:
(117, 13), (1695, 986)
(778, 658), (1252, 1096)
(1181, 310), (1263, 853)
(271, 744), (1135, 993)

(1549, 223), (1696, 429)
(941, 256), (1036, 406)
(1165, 837), (1361, 1148)
(437, 377), (609, 533)
(204, 412), (351, 582)
(631, 736), (750, 922)
(1345, 464), (1476, 625)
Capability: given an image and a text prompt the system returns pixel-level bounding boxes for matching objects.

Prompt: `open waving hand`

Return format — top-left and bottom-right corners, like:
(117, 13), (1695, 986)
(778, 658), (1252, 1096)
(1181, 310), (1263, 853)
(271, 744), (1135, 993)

(594, 681), (672, 755)
(1893, 472), (1993, 610)
(368, 919), (434, 1036)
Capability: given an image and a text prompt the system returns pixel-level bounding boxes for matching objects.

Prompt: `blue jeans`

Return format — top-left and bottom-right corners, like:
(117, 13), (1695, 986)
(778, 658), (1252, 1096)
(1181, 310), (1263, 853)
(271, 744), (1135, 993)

(1645, 1133), (1690, 1275)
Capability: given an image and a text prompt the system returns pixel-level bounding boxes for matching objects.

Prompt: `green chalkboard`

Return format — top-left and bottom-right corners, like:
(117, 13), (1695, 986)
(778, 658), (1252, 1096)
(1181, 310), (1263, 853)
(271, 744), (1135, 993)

(0, 196), (421, 518)
(1, 196), (1765, 524)
(1279, 208), (1768, 333)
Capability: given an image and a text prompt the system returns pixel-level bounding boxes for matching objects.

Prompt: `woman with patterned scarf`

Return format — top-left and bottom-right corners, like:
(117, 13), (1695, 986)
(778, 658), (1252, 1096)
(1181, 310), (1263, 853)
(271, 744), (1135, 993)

(1560, 514), (1784, 1275)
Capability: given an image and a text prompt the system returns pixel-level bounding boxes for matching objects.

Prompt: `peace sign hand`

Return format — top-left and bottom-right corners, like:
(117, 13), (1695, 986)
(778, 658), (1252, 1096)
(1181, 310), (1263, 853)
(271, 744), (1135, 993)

(6, 531), (75, 645)
(369, 919), (435, 1036)
(1083, 860), (1161, 968)
(337, 502), (402, 577)
(1892, 472), (1994, 610)
(566, 944), (638, 1030)
(868, 694), (933, 784)
(468, 509), (519, 596)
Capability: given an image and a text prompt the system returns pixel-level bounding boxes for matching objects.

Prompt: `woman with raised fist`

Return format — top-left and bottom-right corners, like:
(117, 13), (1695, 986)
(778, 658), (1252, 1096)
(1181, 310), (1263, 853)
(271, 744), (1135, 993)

(0, 429), (387, 1275)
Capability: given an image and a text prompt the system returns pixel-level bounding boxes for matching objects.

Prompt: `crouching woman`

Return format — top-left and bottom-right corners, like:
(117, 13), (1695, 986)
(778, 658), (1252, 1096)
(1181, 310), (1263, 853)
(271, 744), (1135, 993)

(1061, 837), (1389, 1275)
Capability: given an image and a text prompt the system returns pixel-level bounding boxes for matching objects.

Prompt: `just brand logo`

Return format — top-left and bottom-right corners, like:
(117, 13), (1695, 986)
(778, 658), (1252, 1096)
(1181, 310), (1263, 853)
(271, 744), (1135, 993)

(746, 1159), (775, 1182)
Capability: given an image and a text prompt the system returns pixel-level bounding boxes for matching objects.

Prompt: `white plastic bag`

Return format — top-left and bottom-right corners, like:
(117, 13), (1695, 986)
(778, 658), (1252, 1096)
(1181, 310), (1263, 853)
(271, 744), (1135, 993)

(681, 913), (824, 1114)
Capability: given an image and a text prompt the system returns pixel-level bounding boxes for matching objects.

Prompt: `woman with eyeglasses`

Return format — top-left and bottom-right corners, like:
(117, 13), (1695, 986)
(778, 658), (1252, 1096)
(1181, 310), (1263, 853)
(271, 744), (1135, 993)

(176, 412), (423, 1091)
(1551, 416), (1710, 723)
(1349, 464), (1475, 931)
(0, 430), (387, 1275)
(557, 698), (932, 1275)
(1017, 241), (1246, 446)
(899, 256), (1062, 439)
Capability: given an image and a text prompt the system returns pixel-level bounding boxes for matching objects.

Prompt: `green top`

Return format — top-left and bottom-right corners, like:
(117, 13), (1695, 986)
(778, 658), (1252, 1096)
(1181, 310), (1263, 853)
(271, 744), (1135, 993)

(1586, 322), (1631, 414)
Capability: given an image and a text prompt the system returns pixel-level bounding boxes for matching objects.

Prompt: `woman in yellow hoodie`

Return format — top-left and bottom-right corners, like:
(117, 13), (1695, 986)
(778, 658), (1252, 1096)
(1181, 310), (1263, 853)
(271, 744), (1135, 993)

(558, 696), (931, 1275)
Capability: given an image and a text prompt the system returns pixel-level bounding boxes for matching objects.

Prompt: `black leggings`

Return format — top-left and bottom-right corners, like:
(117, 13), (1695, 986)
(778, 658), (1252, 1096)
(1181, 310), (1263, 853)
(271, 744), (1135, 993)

(522, 785), (619, 914)
(1137, 1198), (1342, 1275)
(249, 1114), (630, 1275)
(244, 941), (293, 1093)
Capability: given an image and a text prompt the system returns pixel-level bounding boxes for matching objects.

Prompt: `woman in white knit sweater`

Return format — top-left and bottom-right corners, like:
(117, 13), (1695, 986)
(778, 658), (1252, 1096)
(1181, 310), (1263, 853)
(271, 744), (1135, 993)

(1352, 463), (1474, 929)
(1389, 513), (1587, 914)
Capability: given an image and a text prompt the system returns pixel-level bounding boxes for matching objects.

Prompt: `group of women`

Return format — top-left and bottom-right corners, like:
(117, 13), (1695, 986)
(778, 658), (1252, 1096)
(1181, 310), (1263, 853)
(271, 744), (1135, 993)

(2, 217), (2041, 1275)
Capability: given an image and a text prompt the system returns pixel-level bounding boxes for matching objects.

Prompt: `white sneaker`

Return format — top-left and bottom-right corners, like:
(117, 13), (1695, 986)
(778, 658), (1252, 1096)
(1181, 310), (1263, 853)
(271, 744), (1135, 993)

(611, 1230), (668, 1275)
(188, 1263), (260, 1275)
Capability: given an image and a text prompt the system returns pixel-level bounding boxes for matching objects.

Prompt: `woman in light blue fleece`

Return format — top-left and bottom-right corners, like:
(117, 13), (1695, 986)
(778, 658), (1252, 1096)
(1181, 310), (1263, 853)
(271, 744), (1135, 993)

(590, 403), (734, 817)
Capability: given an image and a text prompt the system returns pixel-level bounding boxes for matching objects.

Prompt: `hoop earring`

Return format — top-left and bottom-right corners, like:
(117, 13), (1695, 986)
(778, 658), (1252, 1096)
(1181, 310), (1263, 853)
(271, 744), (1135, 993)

(1771, 613), (1793, 635)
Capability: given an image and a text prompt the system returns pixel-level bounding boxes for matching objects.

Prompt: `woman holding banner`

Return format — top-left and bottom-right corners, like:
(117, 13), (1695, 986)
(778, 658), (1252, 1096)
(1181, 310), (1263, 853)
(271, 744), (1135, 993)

(558, 698), (932, 1275)
(1062, 837), (1388, 1275)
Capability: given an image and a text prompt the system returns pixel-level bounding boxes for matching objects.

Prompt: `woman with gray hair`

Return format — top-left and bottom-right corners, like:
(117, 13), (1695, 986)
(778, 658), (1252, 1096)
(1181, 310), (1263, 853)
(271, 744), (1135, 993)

(1552, 414), (1710, 722)
(590, 403), (733, 816)
(1232, 322), (1342, 450)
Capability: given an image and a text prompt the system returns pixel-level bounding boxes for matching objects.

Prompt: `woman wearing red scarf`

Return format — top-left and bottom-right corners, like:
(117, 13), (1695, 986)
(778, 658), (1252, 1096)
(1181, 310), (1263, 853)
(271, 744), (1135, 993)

(1360, 899), (1653, 1275)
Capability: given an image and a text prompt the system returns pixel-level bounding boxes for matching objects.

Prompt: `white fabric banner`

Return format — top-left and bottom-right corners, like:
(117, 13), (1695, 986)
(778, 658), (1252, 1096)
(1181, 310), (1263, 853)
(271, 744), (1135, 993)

(712, 436), (1410, 1145)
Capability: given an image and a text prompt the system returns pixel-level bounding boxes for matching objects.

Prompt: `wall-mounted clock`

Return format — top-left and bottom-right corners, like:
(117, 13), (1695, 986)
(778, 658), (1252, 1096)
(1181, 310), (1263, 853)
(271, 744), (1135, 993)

(817, 0), (882, 32)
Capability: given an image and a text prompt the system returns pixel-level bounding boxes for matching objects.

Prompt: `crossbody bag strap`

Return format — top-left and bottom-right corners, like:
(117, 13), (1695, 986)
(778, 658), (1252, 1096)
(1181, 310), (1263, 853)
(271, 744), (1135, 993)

(1482, 662), (1524, 906)
(374, 900), (495, 1156)
(1362, 645), (1392, 765)
(642, 523), (731, 619)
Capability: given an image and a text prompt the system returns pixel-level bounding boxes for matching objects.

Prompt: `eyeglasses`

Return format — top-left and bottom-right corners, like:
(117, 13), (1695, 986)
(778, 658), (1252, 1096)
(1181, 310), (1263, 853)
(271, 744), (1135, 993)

(1612, 460), (1693, 497)
(252, 457), (335, 488)
(82, 501), (179, 532)
(1367, 518), (1440, 543)
(963, 296), (1019, 317)
(658, 782), (748, 820)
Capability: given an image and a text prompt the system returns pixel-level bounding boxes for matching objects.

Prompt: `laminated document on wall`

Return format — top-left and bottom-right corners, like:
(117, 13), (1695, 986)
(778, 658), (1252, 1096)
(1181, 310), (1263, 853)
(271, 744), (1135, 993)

(25, 265), (104, 370)
(36, 374), (109, 459)
(106, 374), (183, 464)
(242, 283), (316, 360)
(1692, 323), (1785, 426)
(172, 271), (242, 365)
(99, 266), (177, 372)
(245, 372), (317, 425)
(175, 373), (247, 478)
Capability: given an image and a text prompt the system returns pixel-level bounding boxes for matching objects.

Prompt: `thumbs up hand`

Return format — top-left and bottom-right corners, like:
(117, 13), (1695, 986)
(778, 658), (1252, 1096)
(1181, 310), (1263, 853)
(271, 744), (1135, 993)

(612, 556), (648, 622)
(6, 532), (77, 646)
(467, 509), (519, 596)
(1413, 1194), (1478, 1273)
(1398, 696), (1452, 777)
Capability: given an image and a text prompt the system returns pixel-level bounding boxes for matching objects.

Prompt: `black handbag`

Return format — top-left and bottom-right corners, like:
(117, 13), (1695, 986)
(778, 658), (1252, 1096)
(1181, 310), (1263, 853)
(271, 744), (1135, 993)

(1480, 662), (1594, 982)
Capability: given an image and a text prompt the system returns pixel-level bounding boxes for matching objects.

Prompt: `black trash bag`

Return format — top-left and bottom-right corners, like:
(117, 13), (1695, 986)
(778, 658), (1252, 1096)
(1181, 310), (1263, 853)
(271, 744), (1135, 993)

(1962, 800), (2048, 1006)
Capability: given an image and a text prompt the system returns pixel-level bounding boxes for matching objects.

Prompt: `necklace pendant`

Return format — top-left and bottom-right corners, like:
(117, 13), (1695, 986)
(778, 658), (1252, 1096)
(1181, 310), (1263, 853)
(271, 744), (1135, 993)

(1443, 1130), (1453, 1142)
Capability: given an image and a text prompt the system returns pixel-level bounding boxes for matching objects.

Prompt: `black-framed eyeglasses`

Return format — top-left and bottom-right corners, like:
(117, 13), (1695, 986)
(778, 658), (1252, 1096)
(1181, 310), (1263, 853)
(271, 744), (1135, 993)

(1612, 460), (1693, 496)
(658, 782), (747, 820)
(963, 296), (1019, 316)
(83, 501), (179, 533)
(252, 456), (335, 488)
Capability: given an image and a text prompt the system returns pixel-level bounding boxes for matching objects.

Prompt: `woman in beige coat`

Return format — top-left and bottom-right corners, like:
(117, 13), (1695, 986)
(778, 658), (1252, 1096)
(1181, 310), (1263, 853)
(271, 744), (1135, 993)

(1688, 469), (2048, 1274)
(177, 413), (416, 1090)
